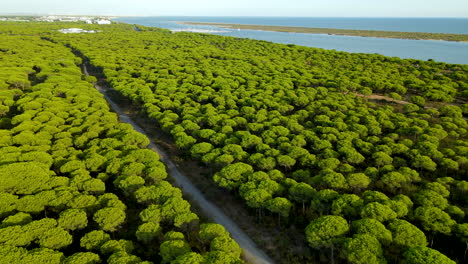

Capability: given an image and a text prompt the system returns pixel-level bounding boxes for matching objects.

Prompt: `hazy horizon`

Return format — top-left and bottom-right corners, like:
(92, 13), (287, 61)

(2, 0), (468, 18)
(2, 14), (468, 19)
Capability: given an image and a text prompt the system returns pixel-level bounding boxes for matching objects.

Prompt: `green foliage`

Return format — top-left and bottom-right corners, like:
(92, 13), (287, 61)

(0, 225), (34, 247)
(341, 234), (386, 264)
(414, 206), (456, 235)
(410, 96), (426, 107)
(347, 173), (371, 191)
(63, 252), (101, 264)
(80, 230), (111, 251)
(351, 218), (393, 246)
(58, 209), (88, 231)
(0, 162), (53, 195)
(388, 219), (427, 249)
(360, 202), (397, 222)
(22, 248), (65, 263)
(2, 21), (467, 263)
(134, 182), (182, 204)
(1, 212), (32, 227)
(305, 215), (349, 249)
(37, 227), (73, 249)
(107, 251), (142, 264)
(0, 29), (242, 264)
(403, 246), (455, 264)
(160, 239), (192, 263)
(289, 182), (315, 205)
(213, 162), (253, 190)
(331, 194), (364, 219)
(100, 239), (134, 255)
(93, 207), (126, 232)
(199, 223), (229, 243)
(203, 250), (244, 264)
(210, 236), (242, 257)
(413, 190), (449, 209)
(171, 252), (204, 264)
(136, 222), (161, 243)
(266, 197), (293, 217)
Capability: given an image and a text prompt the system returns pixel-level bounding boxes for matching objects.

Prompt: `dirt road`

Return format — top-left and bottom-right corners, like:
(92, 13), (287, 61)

(83, 65), (275, 264)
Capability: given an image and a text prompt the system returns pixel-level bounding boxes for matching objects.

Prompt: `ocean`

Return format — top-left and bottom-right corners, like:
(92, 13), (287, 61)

(115, 17), (468, 64)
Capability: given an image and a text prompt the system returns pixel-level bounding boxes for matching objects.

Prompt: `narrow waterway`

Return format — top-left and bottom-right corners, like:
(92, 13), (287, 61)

(83, 65), (275, 264)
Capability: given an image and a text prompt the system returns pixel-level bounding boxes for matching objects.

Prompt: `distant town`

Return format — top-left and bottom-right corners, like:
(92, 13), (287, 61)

(0, 15), (113, 24)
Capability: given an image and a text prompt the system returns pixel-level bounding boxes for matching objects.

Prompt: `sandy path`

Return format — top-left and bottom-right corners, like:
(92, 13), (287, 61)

(83, 65), (275, 264)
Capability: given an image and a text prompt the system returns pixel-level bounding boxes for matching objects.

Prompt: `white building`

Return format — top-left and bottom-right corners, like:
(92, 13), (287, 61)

(58, 28), (96, 34)
(96, 20), (111, 25)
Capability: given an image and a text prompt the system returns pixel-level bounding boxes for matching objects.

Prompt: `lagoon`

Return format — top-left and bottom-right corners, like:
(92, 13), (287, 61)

(115, 17), (468, 64)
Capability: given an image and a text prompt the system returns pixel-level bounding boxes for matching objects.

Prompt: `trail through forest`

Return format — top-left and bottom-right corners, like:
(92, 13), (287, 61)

(82, 65), (275, 264)
(354, 93), (410, 105)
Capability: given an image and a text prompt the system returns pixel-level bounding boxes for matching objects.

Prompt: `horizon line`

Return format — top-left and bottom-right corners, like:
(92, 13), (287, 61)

(1, 14), (468, 19)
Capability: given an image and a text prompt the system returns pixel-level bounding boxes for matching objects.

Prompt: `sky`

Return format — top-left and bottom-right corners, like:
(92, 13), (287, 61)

(2, 0), (468, 17)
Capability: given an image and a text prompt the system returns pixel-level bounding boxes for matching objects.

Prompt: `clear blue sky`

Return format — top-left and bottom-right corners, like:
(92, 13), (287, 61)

(3, 0), (468, 17)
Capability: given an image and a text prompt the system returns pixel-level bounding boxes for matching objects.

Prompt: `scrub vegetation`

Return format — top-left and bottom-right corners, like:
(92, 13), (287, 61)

(181, 21), (468, 42)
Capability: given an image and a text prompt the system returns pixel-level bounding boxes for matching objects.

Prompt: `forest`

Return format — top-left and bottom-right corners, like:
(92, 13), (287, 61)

(0, 23), (244, 264)
(1, 21), (468, 263)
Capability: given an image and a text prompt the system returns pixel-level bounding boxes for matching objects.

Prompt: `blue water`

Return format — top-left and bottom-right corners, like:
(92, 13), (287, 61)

(115, 17), (468, 64)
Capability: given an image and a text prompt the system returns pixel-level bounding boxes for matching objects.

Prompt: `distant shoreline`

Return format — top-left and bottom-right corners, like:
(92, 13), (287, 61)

(179, 21), (468, 42)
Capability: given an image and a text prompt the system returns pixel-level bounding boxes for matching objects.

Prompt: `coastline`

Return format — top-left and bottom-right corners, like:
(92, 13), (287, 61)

(178, 21), (468, 42)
